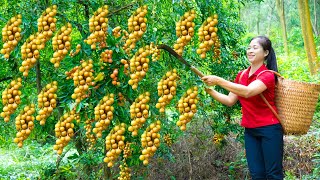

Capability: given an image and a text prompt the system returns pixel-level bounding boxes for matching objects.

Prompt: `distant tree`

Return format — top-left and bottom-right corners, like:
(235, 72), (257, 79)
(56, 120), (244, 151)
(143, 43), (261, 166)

(276, 0), (289, 56)
(298, 0), (319, 75)
(311, 0), (319, 36)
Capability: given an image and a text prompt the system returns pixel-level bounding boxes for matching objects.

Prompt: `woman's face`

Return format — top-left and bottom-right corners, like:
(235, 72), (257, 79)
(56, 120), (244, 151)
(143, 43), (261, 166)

(246, 38), (269, 64)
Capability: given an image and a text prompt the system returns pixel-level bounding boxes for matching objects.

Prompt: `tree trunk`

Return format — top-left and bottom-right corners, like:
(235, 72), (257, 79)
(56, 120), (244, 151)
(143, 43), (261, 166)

(276, 0), (289, 56)
(298, 0), (319, 75)
(266, 1), (276, 36)
(318, 0), (320, 35)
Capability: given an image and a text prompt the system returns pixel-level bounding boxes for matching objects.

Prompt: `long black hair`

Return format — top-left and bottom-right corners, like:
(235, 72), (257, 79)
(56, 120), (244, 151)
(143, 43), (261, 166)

(251, 36), (278, 72)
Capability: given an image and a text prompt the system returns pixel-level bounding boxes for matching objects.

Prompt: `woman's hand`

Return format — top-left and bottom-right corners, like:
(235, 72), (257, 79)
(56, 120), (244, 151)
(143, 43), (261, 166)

(204, 87), (213, 94)
(201, 75), (222, 86)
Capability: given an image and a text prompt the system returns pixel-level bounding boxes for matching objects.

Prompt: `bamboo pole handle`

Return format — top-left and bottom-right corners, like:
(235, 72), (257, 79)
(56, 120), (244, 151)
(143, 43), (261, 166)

(190, 66), (205, 78)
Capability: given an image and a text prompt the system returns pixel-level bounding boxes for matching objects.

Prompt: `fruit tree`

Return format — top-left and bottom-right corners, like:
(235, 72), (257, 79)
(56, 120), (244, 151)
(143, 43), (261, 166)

(0, 0), (249, 179)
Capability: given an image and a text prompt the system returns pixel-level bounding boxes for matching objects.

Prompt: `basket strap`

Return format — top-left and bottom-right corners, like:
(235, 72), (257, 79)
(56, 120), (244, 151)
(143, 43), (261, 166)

(238, 69), (248, 83)
(259, 94), (284, 127)
(256, 69), (284, 79)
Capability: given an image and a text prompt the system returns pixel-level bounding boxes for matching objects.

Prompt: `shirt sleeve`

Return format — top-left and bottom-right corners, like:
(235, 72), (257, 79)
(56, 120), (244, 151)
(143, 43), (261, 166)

(256, 71), (275, 89)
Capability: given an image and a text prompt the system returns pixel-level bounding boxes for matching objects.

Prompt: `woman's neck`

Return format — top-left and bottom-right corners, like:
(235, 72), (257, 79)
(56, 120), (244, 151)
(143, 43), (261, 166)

(249, 62), (264, 76)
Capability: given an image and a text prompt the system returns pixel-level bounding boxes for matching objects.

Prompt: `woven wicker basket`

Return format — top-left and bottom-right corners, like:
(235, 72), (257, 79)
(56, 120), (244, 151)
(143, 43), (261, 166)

(240, 69), (320, 135)
(255, 70), (320, 135)
(273, 76), (320, 135)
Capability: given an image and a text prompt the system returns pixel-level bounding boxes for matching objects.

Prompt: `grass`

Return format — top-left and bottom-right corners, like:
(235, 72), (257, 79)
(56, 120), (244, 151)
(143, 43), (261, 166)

(0, 141), (57, 180)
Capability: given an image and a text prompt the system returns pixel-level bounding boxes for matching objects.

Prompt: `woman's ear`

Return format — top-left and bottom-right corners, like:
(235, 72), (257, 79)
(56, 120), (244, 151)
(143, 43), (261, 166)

(264, 50), (269, 57)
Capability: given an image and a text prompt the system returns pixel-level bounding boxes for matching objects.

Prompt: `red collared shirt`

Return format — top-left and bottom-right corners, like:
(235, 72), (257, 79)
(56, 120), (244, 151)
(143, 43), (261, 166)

(234, 64), (280, 128)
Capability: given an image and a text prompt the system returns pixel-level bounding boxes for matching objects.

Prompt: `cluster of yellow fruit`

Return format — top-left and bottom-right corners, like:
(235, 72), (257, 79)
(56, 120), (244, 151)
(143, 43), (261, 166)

(100, 49), (113, 63)
(173, 10), (196, 56)
(197, 14), (220, 59)
(150, 42), (161, 61)
(128, 45), (152, 90)
(71, 60), (95, 103)
(50, 23), (72, 68)
(163, 133), (173, 147)
(20, 6), (57, 77)
(128, 92), (150, 136)
(1, 78), (22, 122)
(120, 59), (129, 75)
(212, 133), (224, 145)
(213, 38), (221, 60)
(110, 68), (120, 86)
(155, 69), (178, 113)
(65, 66), (78, 79)
(13, 104), (35, 148)
(104, 123), (126, 167)
(123, 142), (132, 159)
(19, 34), (42, 76)
(53, 110), (76, 155)
(112, 26), (129, 41)
(36, 81), (58, 125)
(69, 44), (81, 57)
(112, 26), (121, 38)
(75, 113), (81, 123)
(1, 14), (22, 59)
(122, 30), (129, 40)
(84, 119), (96, 150)
(118, 161), (131, 180)
(124, 6), (148, 54)
(37, 5), (57, 36)
(176, 86), (199, 131)
(85, 5), (109, 50)
(93, 93), (115, 138)
(139, 120), (161, 165)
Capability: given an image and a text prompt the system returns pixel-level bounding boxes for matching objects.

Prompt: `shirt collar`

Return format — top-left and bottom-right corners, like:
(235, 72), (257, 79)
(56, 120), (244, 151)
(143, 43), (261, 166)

(246, 64), (268, 78)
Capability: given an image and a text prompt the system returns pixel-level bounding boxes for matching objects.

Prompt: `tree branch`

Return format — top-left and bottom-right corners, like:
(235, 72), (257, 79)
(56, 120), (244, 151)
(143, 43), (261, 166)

(107, 2), (135, 17)
(0, 77), (13, 83)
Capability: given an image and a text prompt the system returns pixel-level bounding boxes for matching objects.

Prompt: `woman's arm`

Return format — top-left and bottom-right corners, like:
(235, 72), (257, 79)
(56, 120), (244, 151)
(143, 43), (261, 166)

(205, 88), (238, 107)
(202, 75), (267, 98)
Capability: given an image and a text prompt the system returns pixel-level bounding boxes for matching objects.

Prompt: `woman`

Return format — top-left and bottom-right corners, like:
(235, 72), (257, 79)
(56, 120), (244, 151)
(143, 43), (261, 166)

(202, 36), (283, 180)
